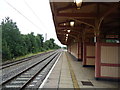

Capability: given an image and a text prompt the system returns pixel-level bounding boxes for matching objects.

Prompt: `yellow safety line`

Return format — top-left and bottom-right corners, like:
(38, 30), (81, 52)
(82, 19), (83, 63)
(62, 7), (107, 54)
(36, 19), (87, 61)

(65, 52), (80, 90)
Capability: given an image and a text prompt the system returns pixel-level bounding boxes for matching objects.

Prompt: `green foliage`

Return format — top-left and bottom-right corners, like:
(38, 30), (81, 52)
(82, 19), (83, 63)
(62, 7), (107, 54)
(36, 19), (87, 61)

(106, 39), (118, 43)
(2, 40), (12, 60)
(44, 38), (61, 50)
(63, 47), (67, 49)
(1, 17), (61, 61)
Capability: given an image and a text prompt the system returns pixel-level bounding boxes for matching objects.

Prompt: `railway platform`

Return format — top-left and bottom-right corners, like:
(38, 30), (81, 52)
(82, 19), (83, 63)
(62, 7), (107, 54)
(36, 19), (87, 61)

(41, 50), (119, 89)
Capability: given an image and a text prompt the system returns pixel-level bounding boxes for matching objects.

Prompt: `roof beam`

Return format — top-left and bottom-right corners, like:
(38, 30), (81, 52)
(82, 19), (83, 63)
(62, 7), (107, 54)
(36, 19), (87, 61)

(58, 4), (76, 12)
(99, 3), (120, 20)
(57, 26), (83, 30)
(57, 29), (82, 34)
(57, 30), (82, 35)
(72, 18), (95, 28)
(56, 13), (97, 19)
(57, 33), (78, 41)
(57, 3), (96, 12)
(57, 2), (110, 12)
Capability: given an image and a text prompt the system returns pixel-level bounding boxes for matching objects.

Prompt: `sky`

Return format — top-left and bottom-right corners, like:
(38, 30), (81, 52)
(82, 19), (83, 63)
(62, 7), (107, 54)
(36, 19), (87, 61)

(0, 0), (66, 47)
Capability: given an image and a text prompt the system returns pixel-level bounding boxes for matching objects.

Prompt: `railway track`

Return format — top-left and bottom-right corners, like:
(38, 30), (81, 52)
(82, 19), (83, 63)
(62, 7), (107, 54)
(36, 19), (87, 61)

(1, 50), (61, 89)
(0, 50), (54, 70)
(1, 50), (58, 83)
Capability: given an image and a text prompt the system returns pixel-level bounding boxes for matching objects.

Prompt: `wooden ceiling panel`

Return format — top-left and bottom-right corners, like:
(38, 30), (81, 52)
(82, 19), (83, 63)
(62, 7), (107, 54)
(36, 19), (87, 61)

(50, 2), (120, 45)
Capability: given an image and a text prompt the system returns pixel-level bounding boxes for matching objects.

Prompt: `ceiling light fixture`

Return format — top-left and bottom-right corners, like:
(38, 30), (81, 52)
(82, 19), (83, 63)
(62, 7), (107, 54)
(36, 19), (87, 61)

(66, 38), (68, 41)
(64, 23), (66, 26)
(70, 21), (74, 27)
(67, 30), (71, 33)
(74, 0), (82, 9)
(66, 34), (68, 37)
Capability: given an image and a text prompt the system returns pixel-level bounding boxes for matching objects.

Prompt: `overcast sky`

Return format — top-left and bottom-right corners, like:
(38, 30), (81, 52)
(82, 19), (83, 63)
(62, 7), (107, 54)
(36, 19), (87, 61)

(0, 0), (65, 47)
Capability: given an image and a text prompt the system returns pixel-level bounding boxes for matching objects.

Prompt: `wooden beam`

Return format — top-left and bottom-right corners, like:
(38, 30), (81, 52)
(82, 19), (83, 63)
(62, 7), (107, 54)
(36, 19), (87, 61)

(103, 20), (120, 25)
(57, 33), (78, 41)
(57, 29), (82, 34)
(57, 2), (97, 12)
(50, 2), (59, 28)
(82, 2), (110, 7)
(99, 3), (120, 20)
(57, 26), (83, 30)
(56, 13), (97, 19)
(104, 13), (120, 18)
(98, 2), (111, 7)
(72, 18), (95, 28)
(58, 4), (76, 12)
(57, 2), (110, 12)
(57, 30), (82, 36)
(77, 19), (95, 27)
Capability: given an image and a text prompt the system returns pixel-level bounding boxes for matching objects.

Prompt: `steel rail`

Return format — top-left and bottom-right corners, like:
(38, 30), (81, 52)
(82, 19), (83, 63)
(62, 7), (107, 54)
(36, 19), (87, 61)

(0, 51), (54, 70)
(1, 51), (60, 89)
(21, 53), (60, 89)
(1, 51), (58, 85)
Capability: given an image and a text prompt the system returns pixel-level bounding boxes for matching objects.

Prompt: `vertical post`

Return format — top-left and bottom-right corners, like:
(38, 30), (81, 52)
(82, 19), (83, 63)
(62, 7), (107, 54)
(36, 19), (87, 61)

(94, 18), (101, 79)
(70, 44), (71, 54)
(95, 36), (101, 78)
(81, 42), (83, 61)
(78, 42), (79, 60)
(82, 30), (86, 65)
(82, 42), (86, 66)
(67, 45), (68, 51)
(77, 35), (81, 61)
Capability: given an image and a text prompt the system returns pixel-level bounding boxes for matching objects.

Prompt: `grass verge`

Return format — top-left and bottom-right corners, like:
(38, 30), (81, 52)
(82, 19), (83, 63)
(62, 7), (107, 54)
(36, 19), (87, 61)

(2, 49), (53, 65)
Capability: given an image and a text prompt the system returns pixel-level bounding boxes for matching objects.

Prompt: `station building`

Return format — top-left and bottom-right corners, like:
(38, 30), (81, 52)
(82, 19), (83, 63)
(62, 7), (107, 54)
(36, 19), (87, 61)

(50, 0), (120, 80)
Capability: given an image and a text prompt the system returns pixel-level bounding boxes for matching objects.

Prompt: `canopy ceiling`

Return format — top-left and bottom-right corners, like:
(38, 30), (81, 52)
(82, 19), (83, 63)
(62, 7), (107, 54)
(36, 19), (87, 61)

(50, 1), (120, 45)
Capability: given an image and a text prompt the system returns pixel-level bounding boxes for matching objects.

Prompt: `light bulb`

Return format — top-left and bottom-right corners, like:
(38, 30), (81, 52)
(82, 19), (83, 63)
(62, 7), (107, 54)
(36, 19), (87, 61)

(67, 30), (71, 33)
(70, 21), (74, 27)
(75, 0), (82, 8)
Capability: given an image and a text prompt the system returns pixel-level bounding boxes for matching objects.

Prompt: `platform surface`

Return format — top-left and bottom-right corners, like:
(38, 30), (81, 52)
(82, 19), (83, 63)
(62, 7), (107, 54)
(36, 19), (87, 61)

(42, 51), (119, 89)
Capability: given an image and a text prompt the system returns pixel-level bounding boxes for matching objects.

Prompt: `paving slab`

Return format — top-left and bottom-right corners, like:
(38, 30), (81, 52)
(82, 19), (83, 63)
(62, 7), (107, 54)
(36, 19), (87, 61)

(66, 52), (119, 89)
(42, 51), (119, 89)
(43, 52), (74, 88)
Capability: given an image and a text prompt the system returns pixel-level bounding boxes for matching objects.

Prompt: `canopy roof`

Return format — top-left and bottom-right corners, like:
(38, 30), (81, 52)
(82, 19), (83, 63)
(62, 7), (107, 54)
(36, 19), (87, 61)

(50, 1), (120, 45)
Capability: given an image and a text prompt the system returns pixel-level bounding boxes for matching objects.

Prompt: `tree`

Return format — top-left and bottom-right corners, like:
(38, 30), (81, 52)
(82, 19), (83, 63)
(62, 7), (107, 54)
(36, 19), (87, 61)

(36, 34), (44, 51)
(2, 39), (12, 60)
(1, 17), (61, 61)
(2, 17), (22, 59)
(43, 38), (61, 50)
